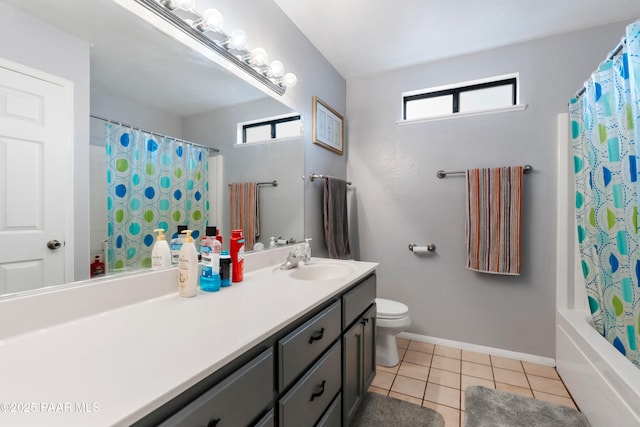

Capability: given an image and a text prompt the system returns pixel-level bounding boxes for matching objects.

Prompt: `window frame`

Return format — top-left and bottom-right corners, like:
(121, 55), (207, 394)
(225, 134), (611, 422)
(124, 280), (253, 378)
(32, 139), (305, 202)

(402, 73), (520, 121)
(238, 113), (302, 144)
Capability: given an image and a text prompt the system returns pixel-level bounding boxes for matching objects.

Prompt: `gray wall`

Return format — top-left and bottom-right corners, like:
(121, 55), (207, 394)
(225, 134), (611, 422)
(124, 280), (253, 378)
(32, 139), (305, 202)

(0, 3), (91, 281)
(187, 0), (348, 257)
(183, 98), (304, 247)
(346, 21), (631, 358)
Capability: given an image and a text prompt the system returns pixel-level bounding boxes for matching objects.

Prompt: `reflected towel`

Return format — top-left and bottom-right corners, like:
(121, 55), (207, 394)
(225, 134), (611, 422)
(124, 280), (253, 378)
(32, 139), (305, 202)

(230, 182), (258, 250)
(324, 177), (351, 259)
(466, 166), (523, 275)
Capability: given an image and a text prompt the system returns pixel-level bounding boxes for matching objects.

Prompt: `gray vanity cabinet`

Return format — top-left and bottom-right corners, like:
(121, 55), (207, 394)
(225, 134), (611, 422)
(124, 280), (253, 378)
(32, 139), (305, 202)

(158, 348), (274, 427)
(136, 271), (377, 427)
(342, 274), (377, 426)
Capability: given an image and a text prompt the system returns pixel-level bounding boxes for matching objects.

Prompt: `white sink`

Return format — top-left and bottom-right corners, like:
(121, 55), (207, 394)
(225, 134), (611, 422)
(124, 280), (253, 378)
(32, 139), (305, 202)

(288, 262), (354, 281)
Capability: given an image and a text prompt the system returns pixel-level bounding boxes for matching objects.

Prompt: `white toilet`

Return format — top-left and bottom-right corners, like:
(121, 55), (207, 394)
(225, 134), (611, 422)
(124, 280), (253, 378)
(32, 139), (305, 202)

(375, 298), (411, 367)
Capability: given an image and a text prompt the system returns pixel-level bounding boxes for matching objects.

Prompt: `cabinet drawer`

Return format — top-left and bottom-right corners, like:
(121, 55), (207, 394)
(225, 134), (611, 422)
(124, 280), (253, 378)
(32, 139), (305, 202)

(160, 348), (273, 427)
(342, 273), (376, 329)
(278, 300), (341, 391)
(279, 341), (341, 427)
(315, 392), (341, 427)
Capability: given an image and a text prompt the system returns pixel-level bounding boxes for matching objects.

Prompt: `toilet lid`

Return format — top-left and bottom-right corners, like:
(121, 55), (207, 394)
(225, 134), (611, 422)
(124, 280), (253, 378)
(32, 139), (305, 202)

(376, 298), (409, 319)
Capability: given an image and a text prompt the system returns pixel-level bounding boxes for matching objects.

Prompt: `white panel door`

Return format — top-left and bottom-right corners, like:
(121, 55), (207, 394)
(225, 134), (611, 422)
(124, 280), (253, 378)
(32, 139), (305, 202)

(0, 61), (72, 294)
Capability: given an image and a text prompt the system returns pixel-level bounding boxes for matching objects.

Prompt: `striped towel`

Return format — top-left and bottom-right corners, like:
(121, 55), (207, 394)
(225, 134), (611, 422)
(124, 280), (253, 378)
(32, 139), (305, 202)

(230, 182), (259, 250)
(465, 167), (523, 275)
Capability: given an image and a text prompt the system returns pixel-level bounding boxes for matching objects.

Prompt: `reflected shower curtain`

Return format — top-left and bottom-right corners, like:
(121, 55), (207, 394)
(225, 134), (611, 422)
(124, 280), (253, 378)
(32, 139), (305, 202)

(569, 20), (640, 367)
(106, 123), (208, 272)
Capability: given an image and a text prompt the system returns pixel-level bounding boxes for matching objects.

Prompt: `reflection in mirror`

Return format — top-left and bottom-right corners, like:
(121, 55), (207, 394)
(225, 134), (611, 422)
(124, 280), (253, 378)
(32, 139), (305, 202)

(0, 0), (303, 296)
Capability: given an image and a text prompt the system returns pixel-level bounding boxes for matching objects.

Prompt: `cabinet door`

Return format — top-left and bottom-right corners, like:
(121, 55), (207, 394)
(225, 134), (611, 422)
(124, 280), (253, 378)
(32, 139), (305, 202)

(159, 349), (273, 427)
(342, 320), (363, 426)
(362, 304), (377, 390)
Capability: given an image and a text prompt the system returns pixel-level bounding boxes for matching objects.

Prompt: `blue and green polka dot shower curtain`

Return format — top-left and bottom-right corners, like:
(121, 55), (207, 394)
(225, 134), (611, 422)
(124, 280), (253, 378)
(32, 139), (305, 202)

(106, 123), (208, 273)
(569, 20), (640, 368)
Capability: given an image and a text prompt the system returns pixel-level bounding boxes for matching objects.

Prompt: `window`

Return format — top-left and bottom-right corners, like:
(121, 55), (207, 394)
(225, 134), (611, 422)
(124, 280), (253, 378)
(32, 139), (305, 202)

(238, 113), (302, 144)
(402, 74), (519, 121)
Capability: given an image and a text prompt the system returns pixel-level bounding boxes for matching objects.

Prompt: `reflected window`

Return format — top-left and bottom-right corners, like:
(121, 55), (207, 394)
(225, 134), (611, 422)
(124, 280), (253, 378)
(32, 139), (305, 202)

(239, 113), (302, 144)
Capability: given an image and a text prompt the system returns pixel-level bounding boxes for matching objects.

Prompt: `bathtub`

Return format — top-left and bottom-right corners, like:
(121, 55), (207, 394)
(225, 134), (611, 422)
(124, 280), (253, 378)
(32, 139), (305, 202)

(556, 114), (640, 426)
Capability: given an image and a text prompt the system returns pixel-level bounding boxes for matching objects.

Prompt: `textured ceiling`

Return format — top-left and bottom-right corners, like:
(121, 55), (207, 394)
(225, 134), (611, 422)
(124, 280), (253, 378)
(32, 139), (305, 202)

(274, 0), (640, 78)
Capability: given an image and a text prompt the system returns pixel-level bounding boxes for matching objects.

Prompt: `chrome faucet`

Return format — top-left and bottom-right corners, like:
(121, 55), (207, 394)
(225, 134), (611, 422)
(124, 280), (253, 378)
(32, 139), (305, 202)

(280, 250), (303, 270)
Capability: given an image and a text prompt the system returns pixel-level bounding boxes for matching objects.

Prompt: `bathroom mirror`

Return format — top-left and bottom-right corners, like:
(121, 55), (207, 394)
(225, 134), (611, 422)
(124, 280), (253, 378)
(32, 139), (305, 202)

(0, 0), (303, 295)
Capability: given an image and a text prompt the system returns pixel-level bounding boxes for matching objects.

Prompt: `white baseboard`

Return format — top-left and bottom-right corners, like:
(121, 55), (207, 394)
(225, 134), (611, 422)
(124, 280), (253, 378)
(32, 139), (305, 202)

(398, 332), (556, 367)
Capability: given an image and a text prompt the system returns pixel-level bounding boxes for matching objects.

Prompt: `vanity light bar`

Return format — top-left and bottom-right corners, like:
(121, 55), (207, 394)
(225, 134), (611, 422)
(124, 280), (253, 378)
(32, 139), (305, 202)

(134, 0), (295, 96)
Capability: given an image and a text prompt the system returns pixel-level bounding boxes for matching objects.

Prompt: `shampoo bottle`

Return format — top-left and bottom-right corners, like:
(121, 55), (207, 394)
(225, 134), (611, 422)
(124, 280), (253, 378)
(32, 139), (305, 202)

(178, 230), (199, 297)
(170, 225), (187, 265)
(200, 226), (222, 292)
(230, 229), (245, 283)
(151, 228), (172, 269)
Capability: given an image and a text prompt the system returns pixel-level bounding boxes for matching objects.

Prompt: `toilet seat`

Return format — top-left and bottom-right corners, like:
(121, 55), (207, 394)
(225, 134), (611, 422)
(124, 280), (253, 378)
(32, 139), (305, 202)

(376, 298), (409, 320)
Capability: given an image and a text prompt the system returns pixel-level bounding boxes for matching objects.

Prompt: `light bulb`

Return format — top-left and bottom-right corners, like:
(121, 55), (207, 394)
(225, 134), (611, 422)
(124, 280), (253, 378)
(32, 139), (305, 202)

(268, 60), (284, 78)
(250, 47), (268, 66)
(282, 73), (297, 88)
(228, 29), (247, 50)
(200, 9), (223, 32)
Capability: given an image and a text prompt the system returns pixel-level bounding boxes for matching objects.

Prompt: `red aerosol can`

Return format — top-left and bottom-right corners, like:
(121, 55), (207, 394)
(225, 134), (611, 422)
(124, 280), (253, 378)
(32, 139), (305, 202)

(230, 229), (245, 283)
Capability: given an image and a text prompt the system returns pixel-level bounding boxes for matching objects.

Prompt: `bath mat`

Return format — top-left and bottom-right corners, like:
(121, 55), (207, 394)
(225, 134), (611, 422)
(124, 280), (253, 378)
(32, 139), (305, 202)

(351, 392), (445, 427)
(464, 385), (591, 427)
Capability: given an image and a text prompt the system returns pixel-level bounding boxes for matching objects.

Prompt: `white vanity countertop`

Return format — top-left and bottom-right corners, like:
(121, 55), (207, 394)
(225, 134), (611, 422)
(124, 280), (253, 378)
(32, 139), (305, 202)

(0, 258), (377, 426)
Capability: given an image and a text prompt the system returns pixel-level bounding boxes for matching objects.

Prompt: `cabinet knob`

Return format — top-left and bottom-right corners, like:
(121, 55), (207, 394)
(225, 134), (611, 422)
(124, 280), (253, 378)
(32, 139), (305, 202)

(308, 327), (325, 344)
(309, 380), (326, 402)
(207, 418), (220, 427)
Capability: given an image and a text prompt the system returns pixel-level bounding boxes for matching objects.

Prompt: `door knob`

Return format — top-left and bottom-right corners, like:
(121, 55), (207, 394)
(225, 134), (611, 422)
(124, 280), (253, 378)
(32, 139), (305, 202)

(47, 240), (62, 250)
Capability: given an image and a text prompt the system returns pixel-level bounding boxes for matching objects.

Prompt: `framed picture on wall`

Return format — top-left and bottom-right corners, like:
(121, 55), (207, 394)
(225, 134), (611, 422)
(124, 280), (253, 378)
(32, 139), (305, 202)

(312, 96), (344, 155)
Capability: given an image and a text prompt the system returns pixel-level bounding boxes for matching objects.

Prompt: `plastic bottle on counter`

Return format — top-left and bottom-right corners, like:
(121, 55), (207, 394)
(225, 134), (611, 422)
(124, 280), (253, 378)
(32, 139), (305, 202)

(230, 229), (245, 283)
(200, 226), (221, 292)
(170, 225), (187, 265)
(219, 250), (232, 287)
(178, 230), (199, 298)
(90, 255), (105, 277)
(151, 228), (172, 270)
(269, 236), (276, 249)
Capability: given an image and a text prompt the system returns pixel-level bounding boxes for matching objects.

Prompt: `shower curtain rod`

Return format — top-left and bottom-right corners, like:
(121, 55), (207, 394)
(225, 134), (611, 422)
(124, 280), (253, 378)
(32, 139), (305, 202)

(573, 38), (626, 99)
(90, 114), (220, 153)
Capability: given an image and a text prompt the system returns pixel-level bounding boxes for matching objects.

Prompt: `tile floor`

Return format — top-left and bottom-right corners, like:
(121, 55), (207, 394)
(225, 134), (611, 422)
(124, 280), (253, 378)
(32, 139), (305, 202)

(368, 339), (578, 427)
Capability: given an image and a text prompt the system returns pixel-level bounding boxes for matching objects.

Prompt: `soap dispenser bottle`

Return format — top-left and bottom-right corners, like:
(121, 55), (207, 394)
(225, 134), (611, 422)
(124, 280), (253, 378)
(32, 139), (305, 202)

(303, 238), (312, 263)
(178, 230), (199, 298)
(151, 228), (172, 270)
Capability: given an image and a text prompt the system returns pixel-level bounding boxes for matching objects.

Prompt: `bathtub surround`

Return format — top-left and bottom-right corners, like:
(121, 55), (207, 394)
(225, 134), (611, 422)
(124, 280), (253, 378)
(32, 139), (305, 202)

(557, 108), (640, 425)
(347, 19), (634, 359)
(569, 20), (640, 368)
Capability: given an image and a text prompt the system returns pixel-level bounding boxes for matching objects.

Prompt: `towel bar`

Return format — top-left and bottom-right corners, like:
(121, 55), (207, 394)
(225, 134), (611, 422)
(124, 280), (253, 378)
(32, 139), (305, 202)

(437, 164), (533, 179)
(309, 172), (352, 185)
